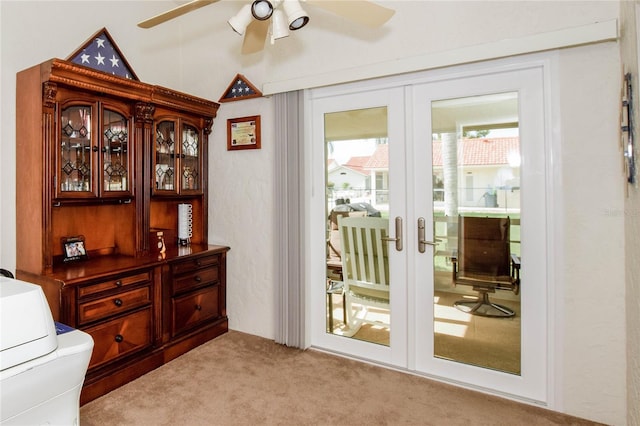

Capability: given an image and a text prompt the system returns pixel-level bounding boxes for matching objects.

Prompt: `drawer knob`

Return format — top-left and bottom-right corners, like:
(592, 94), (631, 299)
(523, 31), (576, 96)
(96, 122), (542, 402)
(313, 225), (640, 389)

(194, 275), (202, 282)
(195, 260), (202, 267)
(114, 298), (123, 307)
(195, 304), (202, 311)
(115, 280), (123, 287)
(115, 334), (124, 343)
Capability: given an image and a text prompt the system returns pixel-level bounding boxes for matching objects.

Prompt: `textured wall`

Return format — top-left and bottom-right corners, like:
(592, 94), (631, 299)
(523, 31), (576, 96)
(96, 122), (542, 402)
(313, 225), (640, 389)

(556, 42), (626, 424)
(209, 96), (276, 339)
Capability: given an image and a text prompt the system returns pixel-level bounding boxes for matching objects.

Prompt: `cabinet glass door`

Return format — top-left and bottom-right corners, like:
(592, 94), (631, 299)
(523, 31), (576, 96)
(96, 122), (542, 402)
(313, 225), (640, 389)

(60, 105), (94, 194)
(155, 121), (176, 192)
(102, 108), (129, 193)
(181, 124), (200, 192)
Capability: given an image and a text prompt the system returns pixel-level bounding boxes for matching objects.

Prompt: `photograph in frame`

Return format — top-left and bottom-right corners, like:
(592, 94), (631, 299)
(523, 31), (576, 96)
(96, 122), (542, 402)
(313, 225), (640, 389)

(62, 236), (89, 262)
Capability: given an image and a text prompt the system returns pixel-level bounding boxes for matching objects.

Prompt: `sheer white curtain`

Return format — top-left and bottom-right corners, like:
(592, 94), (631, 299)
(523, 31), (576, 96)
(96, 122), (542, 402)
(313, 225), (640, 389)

(274, 91), (307, 348)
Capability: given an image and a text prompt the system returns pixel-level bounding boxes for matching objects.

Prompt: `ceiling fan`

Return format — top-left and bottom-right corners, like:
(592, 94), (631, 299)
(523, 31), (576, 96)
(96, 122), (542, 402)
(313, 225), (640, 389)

(138, 0), (395, 54)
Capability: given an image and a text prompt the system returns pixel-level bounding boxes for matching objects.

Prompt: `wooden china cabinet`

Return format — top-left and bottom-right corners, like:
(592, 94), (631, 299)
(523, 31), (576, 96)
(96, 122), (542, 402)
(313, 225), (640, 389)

(15, 58), (229, 404)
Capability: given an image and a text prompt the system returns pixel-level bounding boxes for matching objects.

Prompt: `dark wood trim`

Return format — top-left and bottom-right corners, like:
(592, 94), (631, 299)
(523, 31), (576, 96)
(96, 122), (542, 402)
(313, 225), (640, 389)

(16, 58), (228, 407)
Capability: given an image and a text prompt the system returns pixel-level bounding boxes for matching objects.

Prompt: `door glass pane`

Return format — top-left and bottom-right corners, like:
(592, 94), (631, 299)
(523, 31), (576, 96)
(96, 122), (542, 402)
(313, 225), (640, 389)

(102, 109), (128, 192)
(60, 105), (92, 192)
(432, 92), (521, 374)
(325, 107), (390, 346)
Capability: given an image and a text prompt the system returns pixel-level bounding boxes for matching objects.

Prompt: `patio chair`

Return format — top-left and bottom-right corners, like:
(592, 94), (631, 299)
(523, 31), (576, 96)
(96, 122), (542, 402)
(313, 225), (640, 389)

(337, 215), (390, 335)
(326, 210), (369, 331)
(326, 210), (367, 276)
(451, 216), (520, 318)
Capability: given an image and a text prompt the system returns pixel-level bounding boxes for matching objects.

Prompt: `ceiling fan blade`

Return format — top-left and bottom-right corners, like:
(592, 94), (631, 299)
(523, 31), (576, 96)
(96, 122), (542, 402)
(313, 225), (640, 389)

(306, 0), (395, 28)
(137, 0), (221, 29)
(241, 20), (270, 54)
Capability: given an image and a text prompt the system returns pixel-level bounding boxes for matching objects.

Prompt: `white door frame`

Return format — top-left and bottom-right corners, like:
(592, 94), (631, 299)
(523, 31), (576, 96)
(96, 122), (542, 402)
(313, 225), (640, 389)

(305, 53), (559, 408)
(411, 65), (548, 403)
(307, 87), (408, 367)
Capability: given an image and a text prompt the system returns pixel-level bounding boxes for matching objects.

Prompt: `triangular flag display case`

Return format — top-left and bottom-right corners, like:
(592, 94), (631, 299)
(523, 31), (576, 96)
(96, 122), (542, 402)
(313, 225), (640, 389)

(67, 27), (138, 80)
(219, 74), (262, 103)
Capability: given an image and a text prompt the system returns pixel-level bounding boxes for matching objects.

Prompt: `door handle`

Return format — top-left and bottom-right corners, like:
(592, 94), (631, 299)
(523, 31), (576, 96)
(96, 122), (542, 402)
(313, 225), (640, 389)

(381, 216), (403, 251)
(418, 217), (439, 253)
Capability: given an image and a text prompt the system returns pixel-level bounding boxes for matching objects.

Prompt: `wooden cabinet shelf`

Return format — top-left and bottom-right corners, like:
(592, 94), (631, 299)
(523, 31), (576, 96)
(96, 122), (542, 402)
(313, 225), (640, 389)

(15, 58), (227, 404)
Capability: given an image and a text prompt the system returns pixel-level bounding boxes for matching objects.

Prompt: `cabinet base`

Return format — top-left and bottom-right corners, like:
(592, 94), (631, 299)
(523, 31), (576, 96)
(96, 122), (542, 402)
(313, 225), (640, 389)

(80, 319), (228, 405)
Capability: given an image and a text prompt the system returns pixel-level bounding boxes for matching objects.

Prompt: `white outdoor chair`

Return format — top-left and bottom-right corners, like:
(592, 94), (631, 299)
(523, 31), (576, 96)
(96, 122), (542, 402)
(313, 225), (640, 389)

(337, 216), (390, 335)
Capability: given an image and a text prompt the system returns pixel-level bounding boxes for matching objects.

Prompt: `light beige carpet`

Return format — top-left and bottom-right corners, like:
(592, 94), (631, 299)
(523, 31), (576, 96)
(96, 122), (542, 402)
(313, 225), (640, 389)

(80, 330), (601, 426)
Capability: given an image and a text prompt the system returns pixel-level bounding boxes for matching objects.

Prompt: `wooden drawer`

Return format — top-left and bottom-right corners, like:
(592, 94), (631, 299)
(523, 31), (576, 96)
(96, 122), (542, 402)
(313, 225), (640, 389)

(78, 286), (151, 325)
(172, 285), (220, 337)
(79, 271), (151, 298)
(172, 267), (218, 295)
(171, 253), (219, 276)
(84, 308), (152, 370)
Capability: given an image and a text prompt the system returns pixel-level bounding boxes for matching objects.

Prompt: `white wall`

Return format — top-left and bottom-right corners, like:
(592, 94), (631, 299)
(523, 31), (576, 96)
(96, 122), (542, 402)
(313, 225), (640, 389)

(0, 1), (631, 425)
(262, 1), (620, 90)
(620, 3), (640, 426)
(555, 42), (626, 423)
(209, 96), (276, 339)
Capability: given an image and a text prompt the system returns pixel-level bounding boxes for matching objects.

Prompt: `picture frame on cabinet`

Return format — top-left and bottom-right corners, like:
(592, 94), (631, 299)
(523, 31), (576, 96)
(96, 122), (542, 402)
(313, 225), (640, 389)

(62, 235), (89, 262)
(227, 115), (261, 151)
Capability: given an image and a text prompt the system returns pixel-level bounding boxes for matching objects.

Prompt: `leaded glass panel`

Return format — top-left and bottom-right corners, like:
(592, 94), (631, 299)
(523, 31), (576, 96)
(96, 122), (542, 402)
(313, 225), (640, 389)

(60, 105), (92, 192)
(156, 121), (176, 191)
(182, 124), (199, 191)
(102, 109), (128, 192)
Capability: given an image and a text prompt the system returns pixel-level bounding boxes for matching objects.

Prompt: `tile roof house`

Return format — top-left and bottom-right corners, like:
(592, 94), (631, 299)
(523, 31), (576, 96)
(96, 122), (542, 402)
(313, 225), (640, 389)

(356, 137), (521, 169)
(432, 137), (520, 166)
(343, 155), (370, 173)
(333, 138), (521, 209)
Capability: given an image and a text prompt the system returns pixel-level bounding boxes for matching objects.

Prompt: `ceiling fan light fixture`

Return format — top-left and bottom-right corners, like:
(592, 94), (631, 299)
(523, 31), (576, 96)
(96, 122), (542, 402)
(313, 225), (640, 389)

(289, 16), (309, 30)
(283, 0), (309, 30)
(228, 4), (254, 35)
(270, 9), (290, 42)
(251, 0), (274, 20)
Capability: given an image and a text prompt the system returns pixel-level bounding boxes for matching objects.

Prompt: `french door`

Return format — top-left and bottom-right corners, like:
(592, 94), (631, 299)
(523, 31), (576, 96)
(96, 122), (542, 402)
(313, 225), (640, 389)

(310, 86), (408, 367)
(308, 60), (549, 404)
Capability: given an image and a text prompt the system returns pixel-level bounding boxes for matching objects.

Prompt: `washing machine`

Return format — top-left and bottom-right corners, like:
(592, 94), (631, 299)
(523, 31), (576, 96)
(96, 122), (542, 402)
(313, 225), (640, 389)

(0, 276), (94, 425)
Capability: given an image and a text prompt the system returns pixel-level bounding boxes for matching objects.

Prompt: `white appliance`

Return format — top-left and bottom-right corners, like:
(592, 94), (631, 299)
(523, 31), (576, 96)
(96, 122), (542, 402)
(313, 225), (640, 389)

(0, 276), (94, 425)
